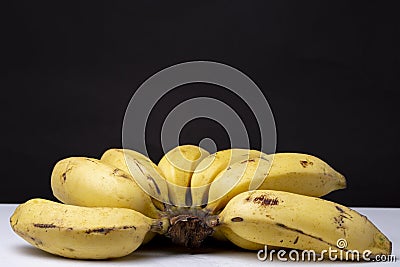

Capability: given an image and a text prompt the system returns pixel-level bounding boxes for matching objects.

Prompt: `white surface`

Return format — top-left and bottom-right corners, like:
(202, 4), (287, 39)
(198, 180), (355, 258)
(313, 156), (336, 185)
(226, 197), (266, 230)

(1, 204), (399, 266)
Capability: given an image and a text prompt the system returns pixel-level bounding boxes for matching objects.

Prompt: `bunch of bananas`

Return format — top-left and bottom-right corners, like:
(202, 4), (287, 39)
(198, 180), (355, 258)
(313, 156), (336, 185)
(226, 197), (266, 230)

(10, 145), (391, 260)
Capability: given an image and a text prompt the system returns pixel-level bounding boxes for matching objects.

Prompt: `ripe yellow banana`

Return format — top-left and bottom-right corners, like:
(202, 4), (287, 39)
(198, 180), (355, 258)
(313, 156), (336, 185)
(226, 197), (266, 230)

(158, 145), (209, 206)
(51, 157), (160, 218)
(10, 198), (154, 259)
(206, 156), (272, 212)
(190, 148), (263, 206)
(101, 148), (161, 175)
(100, 148), (168, 210)
(121, 155), (170, 206)
(219, 190), (392, 256)
(257, 153), (346, 196)
(206, 153), (346, 212)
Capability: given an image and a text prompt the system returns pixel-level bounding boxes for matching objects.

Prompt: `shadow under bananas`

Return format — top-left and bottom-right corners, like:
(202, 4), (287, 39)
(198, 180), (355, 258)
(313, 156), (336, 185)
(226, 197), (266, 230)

(116, 235), (251, 261)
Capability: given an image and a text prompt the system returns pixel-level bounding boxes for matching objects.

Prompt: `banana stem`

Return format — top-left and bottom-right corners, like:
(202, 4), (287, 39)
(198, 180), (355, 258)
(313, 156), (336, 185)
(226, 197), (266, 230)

(158, 207), (218, 248)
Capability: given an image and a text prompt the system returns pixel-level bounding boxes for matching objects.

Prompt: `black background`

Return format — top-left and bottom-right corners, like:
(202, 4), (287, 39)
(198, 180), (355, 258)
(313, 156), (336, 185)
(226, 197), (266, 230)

(1, 1), (399, 206)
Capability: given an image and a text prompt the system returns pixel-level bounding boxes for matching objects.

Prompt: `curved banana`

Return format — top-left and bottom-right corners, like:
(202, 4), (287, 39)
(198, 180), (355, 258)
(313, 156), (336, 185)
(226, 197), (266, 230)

(100, 148), (168, 211)
(206, 153), (346, 212)
(101, 148), (160, 175)
(257, 153), (346, 196)
(51, 157), (159, 218)
(206, 156), (272, 212)
(10, 199), (153, 259)
(122, 154), (170, 206)
(219, 190), (392, 256)
(191, 148), (263, 206)
(158, 145), (209, 206)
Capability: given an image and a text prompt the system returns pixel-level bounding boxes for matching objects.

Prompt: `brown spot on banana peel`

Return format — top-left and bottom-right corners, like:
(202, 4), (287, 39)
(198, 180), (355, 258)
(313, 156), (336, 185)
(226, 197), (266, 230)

(294, 236), (299, 244)
(112, 168), (131, 180)
(300, 160), (313, 168)
(119, 173), (131, 179)
(147, 175), (161, 195)
(275, 223), (343, 250)
(133, 160), (161, 195)
(33, 223), (57, 228)
(231, 217), (244, 222)
(33, 238), (43, 246)
(122, 225), (137, 230)
(253, 195), (279, 206)
(240, 159), (256, 164)
(333, 209), (354, 236)
(133, 160), (146, 176)
(33, 223), (137, 234)
(335, 206), (353, 219)
(85, 225), (137, 234)
(14, 229), (43, 246)
(336, 206), (345, 213)
(85, 158), (97, 163)
(62, 172), (67, 182)
(334, 215), (347, 235)
(61, 166), (73, 182)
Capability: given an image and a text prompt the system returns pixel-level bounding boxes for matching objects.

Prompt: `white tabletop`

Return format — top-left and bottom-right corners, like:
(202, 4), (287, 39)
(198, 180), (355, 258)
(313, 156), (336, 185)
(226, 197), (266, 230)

(1, 204), (399, 266)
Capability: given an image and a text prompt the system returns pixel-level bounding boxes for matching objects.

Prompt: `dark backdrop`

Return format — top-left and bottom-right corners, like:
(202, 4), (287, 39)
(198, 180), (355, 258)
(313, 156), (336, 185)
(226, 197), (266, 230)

(2, 1), (399, 206)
